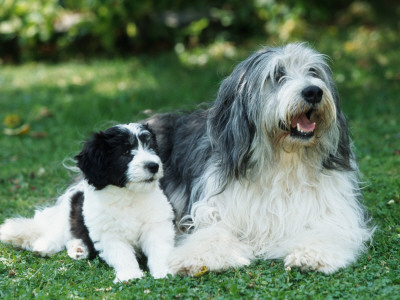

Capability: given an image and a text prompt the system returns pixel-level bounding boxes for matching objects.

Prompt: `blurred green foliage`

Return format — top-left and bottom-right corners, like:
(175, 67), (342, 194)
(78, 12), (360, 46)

(0, 0), (399, 61)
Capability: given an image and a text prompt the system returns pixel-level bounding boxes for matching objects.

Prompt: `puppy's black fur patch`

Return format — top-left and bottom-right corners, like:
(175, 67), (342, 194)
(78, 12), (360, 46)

(69, 191), (97, 259)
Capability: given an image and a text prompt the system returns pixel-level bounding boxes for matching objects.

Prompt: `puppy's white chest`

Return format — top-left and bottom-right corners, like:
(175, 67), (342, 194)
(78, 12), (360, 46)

(112, 206), (144, 241)
(82, 186), (168, 246)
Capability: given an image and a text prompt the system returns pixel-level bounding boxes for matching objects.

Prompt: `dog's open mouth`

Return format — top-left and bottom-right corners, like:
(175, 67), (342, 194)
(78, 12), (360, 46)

(280, 109), (315, 139)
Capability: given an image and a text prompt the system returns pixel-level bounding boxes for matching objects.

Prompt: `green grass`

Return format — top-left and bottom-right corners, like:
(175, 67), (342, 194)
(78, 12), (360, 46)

(1, 32), (400, 298)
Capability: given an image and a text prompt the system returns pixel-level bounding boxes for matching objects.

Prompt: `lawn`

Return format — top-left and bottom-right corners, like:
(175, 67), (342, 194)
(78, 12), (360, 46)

(1, 33), (399, 298)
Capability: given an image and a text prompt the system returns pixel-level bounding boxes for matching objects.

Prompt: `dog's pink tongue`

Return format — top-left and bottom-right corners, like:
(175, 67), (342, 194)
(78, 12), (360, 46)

(291, 114), (315, 132)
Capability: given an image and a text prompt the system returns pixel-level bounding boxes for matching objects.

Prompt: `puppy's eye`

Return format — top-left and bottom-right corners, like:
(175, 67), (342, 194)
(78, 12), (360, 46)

(139, 132), (151, 144)
(123, 148), (132, 156)
(274, 68), (285, 82)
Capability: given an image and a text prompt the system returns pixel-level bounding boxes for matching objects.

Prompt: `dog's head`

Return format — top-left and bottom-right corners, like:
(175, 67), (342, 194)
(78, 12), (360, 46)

(264, 45), (337, 144)
(75, 123), (162, 190)
(208, 43), (353, 178)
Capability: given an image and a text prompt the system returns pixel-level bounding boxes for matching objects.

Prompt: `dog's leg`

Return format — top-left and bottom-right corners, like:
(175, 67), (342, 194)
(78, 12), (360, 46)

(66, 239), (89, 260)
(140, 222), (175, 279)
(96, 237), (143, 283)
(284, 244), (346, 273)
(168, 224), (252, 275)
(283, 227), (368, 273)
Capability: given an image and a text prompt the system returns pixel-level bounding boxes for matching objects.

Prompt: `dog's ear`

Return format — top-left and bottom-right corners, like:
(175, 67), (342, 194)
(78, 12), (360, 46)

(75, 131), (111, 189)
(208, 54), (262, 180)
(323, 91), (354, 171)
(141, 123), (159, 154)
(322, 66), (354, 171)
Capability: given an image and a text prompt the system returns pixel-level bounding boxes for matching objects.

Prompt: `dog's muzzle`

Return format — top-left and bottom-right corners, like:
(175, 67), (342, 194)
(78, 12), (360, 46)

(302, 85), (323, 105)
(279, 85), (324, 140)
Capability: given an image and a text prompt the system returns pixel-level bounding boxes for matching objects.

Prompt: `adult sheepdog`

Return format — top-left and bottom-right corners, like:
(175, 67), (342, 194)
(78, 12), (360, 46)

(147, 43), (373, 275)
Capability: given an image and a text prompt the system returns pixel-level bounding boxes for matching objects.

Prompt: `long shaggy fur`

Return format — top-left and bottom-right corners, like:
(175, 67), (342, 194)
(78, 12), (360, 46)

(147, 43), (373, 275)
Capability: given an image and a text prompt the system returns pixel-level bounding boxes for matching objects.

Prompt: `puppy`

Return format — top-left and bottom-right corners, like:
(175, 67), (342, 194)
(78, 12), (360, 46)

(0, 123), (175, 283)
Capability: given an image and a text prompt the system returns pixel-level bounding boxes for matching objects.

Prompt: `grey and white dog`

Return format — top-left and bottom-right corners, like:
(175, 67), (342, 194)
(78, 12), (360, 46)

(147, 43), (373, 275)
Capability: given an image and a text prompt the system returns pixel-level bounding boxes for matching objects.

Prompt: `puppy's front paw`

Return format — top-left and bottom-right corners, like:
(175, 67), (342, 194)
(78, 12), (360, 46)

(113, 269), (144, 283)
(151, 267), (170, 279)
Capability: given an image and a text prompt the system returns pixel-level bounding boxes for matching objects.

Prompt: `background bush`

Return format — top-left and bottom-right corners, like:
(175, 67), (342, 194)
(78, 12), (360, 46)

(1, 0), (398, 62)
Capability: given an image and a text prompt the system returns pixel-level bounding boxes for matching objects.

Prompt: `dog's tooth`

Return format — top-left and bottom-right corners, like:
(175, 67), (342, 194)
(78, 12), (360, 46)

(297, 123), (300, 132)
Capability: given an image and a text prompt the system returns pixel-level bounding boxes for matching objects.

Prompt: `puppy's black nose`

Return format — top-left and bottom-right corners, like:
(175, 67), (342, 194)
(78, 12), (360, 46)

(145, 162), (159, 174)
(302, 86), (323, 104)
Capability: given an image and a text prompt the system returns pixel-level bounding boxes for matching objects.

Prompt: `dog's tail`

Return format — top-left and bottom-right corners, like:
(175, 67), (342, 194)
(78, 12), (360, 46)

(0, 187), (78, 256)
(0, 217), (44, 251)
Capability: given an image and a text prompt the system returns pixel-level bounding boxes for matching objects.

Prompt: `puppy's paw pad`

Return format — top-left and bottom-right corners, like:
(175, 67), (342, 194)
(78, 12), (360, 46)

(68, 246), (88, 260)
(67, 239), (89, 260)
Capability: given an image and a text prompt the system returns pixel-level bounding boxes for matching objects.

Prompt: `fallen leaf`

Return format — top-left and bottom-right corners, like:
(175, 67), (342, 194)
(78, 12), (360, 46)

(34, 106), (54, 120)
(3, 124), (30, 136)
(30, 132), (48, 138)
(3, 114), (21, 128)
(194, 266), (208, 277)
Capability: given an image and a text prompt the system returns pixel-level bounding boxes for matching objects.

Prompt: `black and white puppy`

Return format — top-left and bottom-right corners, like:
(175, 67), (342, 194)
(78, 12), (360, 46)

(0, 123), (175, 283)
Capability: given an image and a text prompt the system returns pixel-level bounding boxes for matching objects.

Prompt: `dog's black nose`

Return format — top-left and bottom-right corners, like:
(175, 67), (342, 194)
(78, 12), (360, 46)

(302, 86), (323, 104)
(145, 162), (159, 174)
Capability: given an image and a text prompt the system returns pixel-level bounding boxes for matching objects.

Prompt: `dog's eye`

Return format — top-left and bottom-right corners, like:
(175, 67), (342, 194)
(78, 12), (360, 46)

(274, 68), (285, 82)
(139, 132), (151, 144)
(130, 138), (138, 149)
(123, 149), (131, 156)
(309, 68), (318, 78)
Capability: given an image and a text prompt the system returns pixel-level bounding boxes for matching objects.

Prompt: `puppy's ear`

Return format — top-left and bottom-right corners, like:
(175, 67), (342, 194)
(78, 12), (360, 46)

(75, 131), (110, 189)
(142, 123), (155, 138)
(142, 123), (151, 131)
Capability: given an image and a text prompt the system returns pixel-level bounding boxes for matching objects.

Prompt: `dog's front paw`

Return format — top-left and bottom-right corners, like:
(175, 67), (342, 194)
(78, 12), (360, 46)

(113, 269), (144, 283)
(284, 247), (338, 274)
(168, 248), (250, 276)
(66, 239), (88, 260)
(168, 253), (204, 276)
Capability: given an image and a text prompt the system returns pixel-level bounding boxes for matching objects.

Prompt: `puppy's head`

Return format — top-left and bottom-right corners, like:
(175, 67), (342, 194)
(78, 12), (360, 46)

(75, 123), (162, 190)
